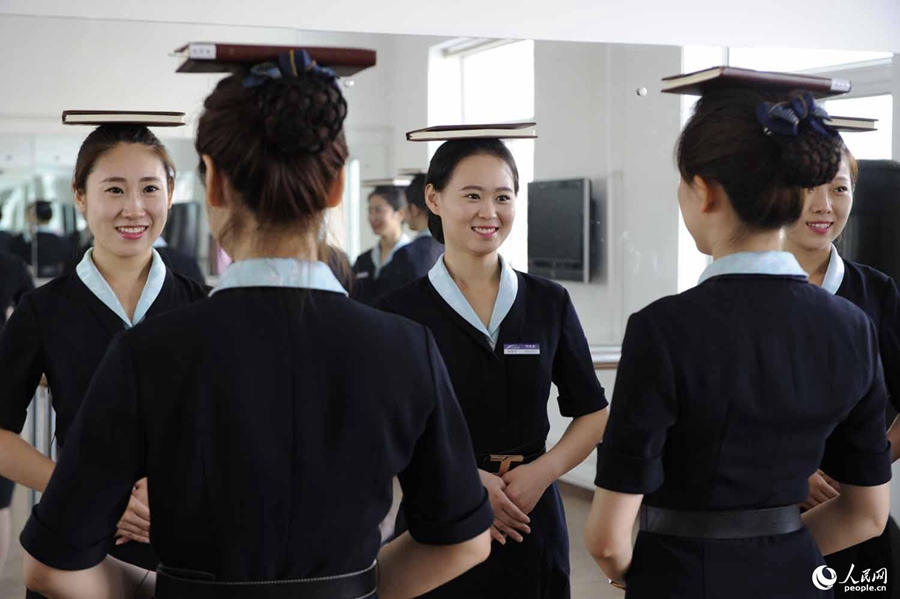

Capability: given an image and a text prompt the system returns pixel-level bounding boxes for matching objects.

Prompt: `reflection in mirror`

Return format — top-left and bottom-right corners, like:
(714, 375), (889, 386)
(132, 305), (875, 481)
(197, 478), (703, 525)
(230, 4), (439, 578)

(0, 13), (897, 597)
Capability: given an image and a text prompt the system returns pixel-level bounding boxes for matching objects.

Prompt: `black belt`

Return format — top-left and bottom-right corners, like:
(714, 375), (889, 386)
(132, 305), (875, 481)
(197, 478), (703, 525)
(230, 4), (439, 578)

(477, 442), (546, 476)
(155, 561), (378, 599)
(639, 505), (803, 540)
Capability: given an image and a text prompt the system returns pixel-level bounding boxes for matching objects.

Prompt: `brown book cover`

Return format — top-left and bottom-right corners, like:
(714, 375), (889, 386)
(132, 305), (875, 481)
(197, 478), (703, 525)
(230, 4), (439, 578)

(174, 42), (377, 77)
(406, 122), (537, 142)
(62, 110), (186, 127)
(662, 66), (851, 98)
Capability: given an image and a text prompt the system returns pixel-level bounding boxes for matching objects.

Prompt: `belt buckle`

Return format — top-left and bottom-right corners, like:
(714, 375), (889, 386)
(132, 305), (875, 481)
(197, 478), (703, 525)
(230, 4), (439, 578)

(489, 454), (524, 476)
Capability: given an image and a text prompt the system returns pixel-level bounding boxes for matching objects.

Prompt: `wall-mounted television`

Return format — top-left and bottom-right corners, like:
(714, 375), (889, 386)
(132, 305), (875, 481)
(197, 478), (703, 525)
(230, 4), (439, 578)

(527, 178), (596, 283)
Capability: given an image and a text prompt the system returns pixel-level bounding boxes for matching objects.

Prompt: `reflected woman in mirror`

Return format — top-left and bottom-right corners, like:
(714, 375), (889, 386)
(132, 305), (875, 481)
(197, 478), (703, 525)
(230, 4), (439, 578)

(351, 185), (410, 304)
(585, 89), (891, 598)
(20, 49), (492, 599)
(0, 122), (209, 596)
(379, 135), (608, 599)
(378, 173), (444, 293)
(783, 146), (900, 597)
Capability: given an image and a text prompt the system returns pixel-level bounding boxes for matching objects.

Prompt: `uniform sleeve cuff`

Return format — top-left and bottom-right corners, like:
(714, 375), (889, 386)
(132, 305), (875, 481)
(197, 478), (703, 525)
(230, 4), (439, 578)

(405, 488), (494, 545)
(20, 506), (109, 571)
(559, 392), (609, 419)
(594, 443), (663, 494)
(821, 444), (892, 487)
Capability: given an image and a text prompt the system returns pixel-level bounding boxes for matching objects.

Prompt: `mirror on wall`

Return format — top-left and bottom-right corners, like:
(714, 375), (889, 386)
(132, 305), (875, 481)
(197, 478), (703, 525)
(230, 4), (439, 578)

(0, 15), (895, 345)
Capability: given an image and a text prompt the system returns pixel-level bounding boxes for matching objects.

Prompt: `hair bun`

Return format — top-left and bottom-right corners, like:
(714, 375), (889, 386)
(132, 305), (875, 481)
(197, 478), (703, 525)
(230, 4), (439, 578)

(257, 74), (348, 155)
(777, 125), (843, 188)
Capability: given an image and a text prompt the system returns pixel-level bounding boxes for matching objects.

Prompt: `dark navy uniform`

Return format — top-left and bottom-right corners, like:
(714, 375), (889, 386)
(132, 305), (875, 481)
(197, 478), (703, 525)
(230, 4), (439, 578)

(379, 256), (607, 599)
(21, 259), (493, 587)
(351, 235), (411, 306)
(378, 232), (443, 294)
(154, 245), (205, 285)
(10, 231), (71, 279)
(0, 251), (34, 329)
(594, 252), (892, 599)
(821, 247), (900, 598)
(0, 249), (207, 575)
(0, 251), (34, 508)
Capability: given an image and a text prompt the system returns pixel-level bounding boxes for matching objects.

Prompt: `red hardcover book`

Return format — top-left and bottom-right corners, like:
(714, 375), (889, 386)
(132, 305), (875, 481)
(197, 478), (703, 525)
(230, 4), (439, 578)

(174, 42), (377, 77)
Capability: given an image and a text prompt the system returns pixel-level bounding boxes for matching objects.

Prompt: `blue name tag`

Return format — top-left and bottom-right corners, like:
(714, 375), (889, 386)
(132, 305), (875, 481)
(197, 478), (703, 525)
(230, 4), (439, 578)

(504, 343), (540, 356)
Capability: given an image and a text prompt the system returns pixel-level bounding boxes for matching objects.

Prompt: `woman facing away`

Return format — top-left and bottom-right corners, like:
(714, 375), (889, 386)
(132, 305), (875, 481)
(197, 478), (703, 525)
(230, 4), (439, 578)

(585, 89), (891, 598)
(20, 49), (492, 599)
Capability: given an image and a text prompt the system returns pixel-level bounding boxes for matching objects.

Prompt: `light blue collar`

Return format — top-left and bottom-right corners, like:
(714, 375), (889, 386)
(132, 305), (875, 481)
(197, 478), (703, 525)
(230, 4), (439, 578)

(372, 233), (411, 278)
(428, 254), (518, 349)
(152, 236), (168, 248)
(821, 244), (845, 296)
(416, 229), (432, 239)
(698, 251), (808, 285)
(210, 258), (348, 296)
(76, 248), (167, 328)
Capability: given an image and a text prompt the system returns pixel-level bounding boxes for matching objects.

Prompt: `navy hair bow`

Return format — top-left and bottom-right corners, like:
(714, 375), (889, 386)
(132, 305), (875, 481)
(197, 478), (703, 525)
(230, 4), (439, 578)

(756, 93), (838, 138)
(242, 49), (340, 89)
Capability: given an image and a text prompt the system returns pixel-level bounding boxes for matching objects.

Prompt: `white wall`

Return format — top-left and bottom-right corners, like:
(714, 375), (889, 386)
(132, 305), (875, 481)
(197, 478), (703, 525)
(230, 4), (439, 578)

(533, 41), (682, 487)
(2, 0), (897, 53)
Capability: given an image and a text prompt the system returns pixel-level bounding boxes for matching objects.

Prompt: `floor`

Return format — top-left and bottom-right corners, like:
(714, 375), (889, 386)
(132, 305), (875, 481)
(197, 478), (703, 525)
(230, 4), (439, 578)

(0, 482), (619, 598)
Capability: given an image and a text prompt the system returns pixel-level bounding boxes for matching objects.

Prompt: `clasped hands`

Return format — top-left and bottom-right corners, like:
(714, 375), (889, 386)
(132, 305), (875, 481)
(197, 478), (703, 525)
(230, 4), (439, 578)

(479, 463), (554, 545)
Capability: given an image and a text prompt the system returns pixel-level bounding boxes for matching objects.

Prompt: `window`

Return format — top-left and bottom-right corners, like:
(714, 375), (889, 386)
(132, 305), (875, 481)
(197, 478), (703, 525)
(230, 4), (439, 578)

(824, 94), (893, 159)
(428, 39), (535, 270)
(727, 48), (892, 73)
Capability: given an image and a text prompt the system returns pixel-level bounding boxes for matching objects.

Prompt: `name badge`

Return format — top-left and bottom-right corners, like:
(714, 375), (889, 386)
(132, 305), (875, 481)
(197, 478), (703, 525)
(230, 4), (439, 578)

(355, 272), (370, 280)
(504, 343), (540, 356)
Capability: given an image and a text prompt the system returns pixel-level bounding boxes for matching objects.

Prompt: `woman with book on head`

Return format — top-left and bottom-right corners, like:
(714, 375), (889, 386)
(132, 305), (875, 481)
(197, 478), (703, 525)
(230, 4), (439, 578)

(784, 146), (900, 597)
(584, 87), (891, 598)
(20, 48), (492, 599)
(0, 116), (209, 596)
(351, 184), (410, 305)
(378, 131), (609, 599)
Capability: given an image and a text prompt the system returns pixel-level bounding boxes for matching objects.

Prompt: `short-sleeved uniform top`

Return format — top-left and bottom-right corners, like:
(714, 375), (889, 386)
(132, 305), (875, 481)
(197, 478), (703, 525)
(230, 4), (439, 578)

(0, 251), (34, 328)
(595, 251), (892, 599)
(378, 230), (443, 294)
(819, 244), (900, 595)
(21, 258), (493, 583)
(0, 249), (208, 446)
(0, 249), (208, 569)
(379, 255), (607, 599)
(351, 233), (411, 305)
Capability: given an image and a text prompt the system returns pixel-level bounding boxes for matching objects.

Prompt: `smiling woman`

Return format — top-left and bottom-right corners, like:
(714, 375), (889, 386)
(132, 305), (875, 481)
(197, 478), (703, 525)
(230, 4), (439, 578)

(379, 132), (609, 599)
(0, 119), (209, 598)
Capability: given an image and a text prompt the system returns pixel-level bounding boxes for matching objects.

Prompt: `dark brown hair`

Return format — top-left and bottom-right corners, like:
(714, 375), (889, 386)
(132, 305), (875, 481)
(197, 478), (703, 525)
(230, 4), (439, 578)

(677, 89), (844, 231)
(405, 173), (427, 210)
(195, 71), (348, 235)
(73, 124), (175, 195)
(425, 138), (519, 244)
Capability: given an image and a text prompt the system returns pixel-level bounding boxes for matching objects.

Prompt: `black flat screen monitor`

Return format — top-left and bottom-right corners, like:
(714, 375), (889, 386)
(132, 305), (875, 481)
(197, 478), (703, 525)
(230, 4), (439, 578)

(527, 178), (592, 282)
